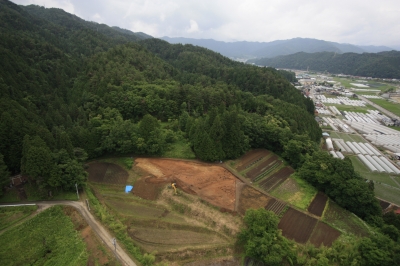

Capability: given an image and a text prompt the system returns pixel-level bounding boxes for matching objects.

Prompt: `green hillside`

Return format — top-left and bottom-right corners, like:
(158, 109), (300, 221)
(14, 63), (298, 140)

(1, 0), (400, 265)
(251, 51), (400, 79)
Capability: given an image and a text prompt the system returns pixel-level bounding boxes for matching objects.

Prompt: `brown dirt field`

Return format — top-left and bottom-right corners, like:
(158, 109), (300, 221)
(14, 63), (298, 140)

(309, 222), (341, 247)
(131, 176), (165, 200)
(245, 155), (279, 180)
(87, 162), (128, 184)
(237, 185), (271, 215)
(236, 149), (270, 172)
(134, 158), (238, 211)
(278, 208), (318, 244)
(259, 166), (293, 192)
(307, 192), (328, 217)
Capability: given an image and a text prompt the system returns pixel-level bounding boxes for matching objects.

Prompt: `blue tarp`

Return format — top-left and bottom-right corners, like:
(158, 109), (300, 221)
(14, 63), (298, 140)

(125, 185), (133, 193)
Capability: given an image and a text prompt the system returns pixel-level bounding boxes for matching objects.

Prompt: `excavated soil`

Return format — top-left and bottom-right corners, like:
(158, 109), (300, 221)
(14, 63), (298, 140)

(133, 158), (238, 211)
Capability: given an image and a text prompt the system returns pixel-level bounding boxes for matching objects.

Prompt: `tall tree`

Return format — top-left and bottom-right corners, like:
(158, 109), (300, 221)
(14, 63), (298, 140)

(238, 208), (296, 265)
(0, 153), (10, 196)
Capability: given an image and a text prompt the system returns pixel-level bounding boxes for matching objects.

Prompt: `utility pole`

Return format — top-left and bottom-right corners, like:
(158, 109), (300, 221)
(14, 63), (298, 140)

(112, 238), (116, 251)
(75, 183), (79, 200)
(86, 199), (90, 211)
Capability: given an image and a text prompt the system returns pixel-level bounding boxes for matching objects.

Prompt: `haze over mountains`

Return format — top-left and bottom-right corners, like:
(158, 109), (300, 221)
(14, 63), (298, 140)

(162, 36), (395, 60)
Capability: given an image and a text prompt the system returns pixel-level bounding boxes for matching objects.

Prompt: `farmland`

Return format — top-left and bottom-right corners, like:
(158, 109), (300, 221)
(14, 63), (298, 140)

(0, 205), (37, 231)
(83, 151), (378, 264)
(259, 167), (294, 192)
(323, 103), (373, 113)
(308, 192), (328, 217)
(0, 206), (88, 265)
(369, 98), (400, 117)
(322, 200), (370, 237)
(0, 205), (120, 266)
(87, 158), (242, 264)
(309, 222), (341, 247)
(278, 208), (318, 243)
(271, 176), (317, 210)
(328, 131), (367, 143)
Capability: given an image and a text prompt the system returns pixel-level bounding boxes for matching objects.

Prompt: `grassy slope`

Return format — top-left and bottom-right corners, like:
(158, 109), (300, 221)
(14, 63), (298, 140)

(0, 206), (87, 265)
(0, 205), (37, 231)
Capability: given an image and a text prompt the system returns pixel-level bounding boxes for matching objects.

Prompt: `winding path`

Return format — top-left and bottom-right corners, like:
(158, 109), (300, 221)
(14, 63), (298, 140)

(0, 201), (137, 266)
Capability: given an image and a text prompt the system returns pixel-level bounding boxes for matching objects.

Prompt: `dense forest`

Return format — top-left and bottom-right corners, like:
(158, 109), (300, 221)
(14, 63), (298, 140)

(250, 51), (400, 79)
(1, 0), (400, 264)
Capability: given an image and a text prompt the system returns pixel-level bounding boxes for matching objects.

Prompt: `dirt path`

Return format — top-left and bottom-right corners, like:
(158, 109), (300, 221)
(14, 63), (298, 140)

(0, 201), (137, 266)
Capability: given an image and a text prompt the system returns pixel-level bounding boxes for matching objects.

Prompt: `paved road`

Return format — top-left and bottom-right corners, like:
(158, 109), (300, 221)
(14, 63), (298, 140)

(359, 95), (400, 121)
(0, 201), (137, 266)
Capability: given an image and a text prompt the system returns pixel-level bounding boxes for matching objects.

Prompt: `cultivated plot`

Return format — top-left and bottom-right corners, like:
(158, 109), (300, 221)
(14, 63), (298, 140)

(245, 155), (281, 181)
(307, 192), (328, 217)
(309, 222), (341, 247)
(278, 208), (318, 244)
(237, 185), (271, 215)
(236, 149), (271, 172)
(259, 167), (294, 192)
(323, 200), (370, 237)
(87, 162), (128, 184)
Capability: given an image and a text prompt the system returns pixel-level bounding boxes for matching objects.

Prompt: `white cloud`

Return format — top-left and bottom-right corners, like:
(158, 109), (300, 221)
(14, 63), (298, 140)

(186, 20), (199, 33)
(10, 0), (400, 47)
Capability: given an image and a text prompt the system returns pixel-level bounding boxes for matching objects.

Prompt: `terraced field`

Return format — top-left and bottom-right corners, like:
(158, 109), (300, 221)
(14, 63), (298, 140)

(264, 199), (286, 216)
(259, 167), (294, 192)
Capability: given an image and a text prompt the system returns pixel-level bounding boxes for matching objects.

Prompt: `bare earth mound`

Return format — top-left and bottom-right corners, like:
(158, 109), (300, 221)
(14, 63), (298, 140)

(134, 158), (238, 211)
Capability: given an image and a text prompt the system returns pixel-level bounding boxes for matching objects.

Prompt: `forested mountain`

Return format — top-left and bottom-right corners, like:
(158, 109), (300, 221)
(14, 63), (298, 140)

(162, 36), (395, 59)
(2, 1), (400, 264)
(250, 51), (400, 79)
(0, 0), (319, 187)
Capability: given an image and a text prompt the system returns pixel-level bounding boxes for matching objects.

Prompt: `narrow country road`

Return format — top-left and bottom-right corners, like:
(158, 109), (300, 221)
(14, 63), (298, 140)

(0, 201), (137, 266)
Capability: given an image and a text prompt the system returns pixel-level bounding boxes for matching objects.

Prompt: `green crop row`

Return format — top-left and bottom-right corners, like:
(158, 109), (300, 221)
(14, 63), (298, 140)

(254, 163), (280, 182)
(85, 186), (156, 266)
(0, 205), (37, 231)
(0, 206), (87, 265)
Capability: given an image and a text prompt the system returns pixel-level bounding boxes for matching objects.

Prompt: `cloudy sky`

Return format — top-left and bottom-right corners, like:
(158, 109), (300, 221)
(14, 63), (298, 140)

(11, 0), (400, 48)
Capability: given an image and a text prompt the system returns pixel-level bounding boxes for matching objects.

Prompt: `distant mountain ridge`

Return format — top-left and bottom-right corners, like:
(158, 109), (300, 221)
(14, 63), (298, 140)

(249, 51), (400, 79)
(161, 37), (395, 59)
